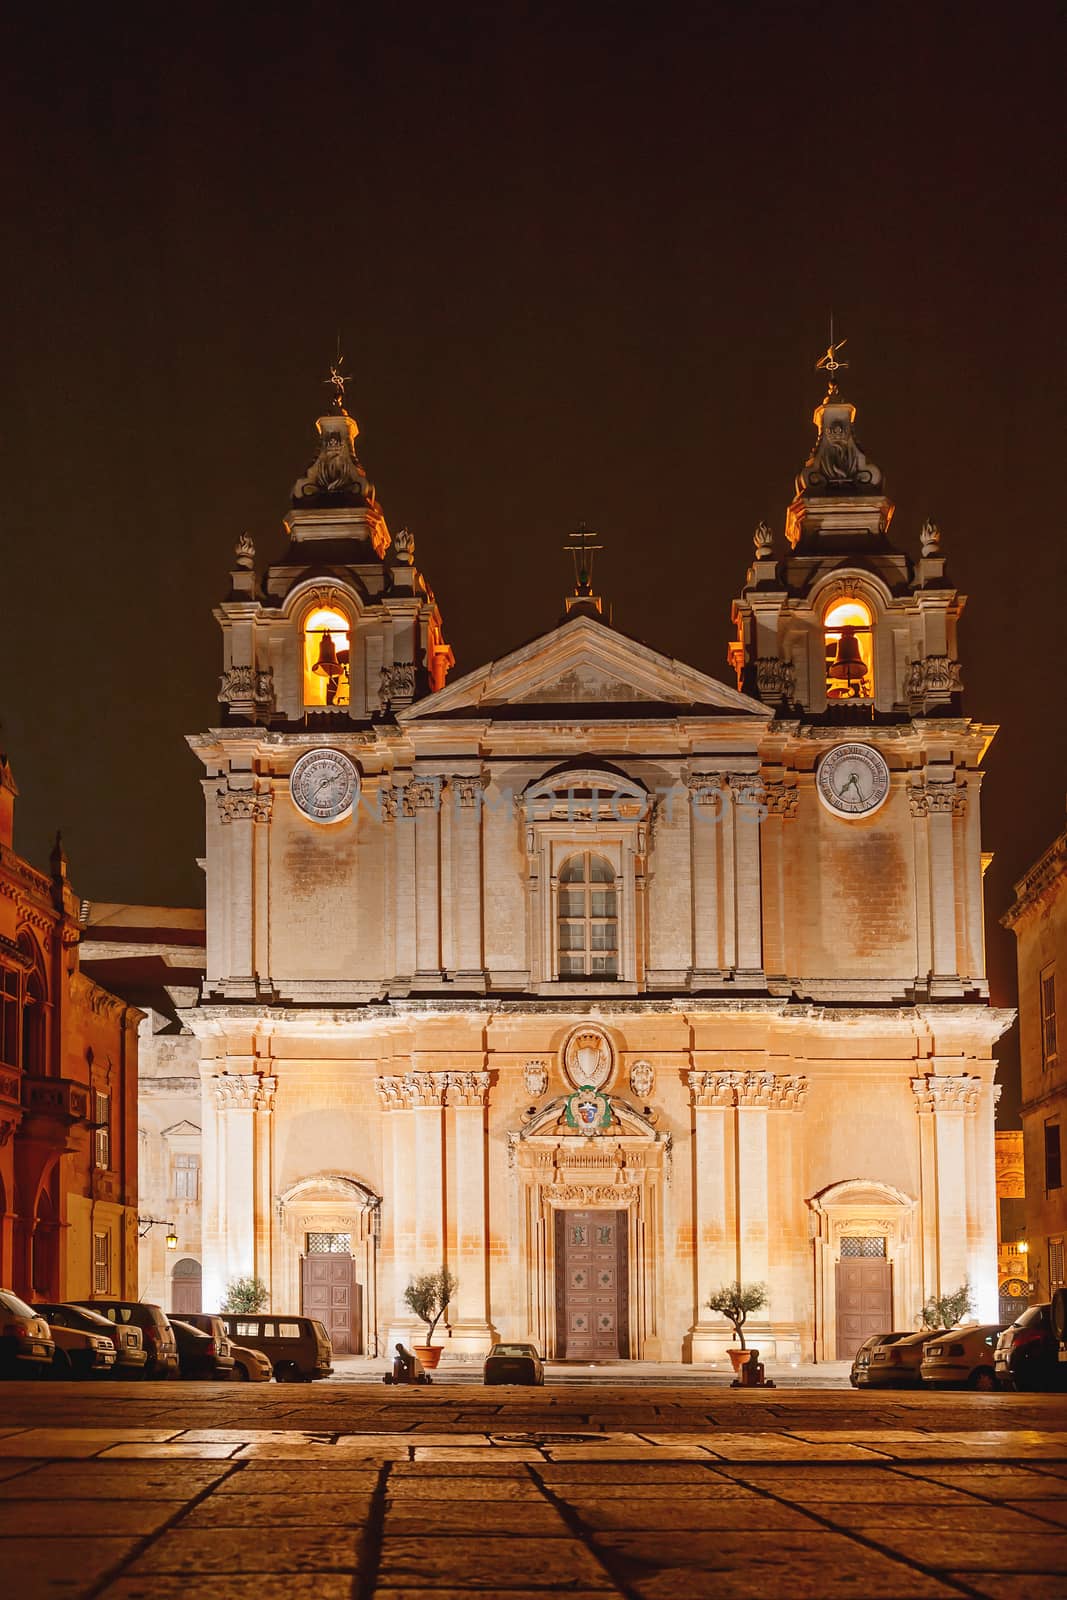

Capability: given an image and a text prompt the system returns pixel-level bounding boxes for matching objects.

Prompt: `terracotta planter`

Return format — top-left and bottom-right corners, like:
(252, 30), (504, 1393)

(413, 1344), (443, 1370)
(727, 1347), (756, 1373)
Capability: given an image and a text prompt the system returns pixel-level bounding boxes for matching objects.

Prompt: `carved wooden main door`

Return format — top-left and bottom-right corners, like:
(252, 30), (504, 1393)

(835, 1255), (892, 1359)
(555, 1209), (629, 1359)
(301, 1252), (357, 1355)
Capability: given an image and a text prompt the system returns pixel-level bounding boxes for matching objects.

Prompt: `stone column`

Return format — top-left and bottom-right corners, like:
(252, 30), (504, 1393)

(376, 1074), (416, 1342)
(253, 1075), (276, 1296)
(410, 1072), (447, 1267)
(390, 784), (416, 982)
(913, 784), (966, 996)
(212, 1073), (258, 1295)
(686, 1069), (738, 1361)
(912, 1073), (980, 1301)
(215, 788), (272, 998)
(450, 777), (487, 982)
(447, 1070), (493, 1352)
(760, 784), (798, 981)
(685, 776), (724, 982)
(733, 780), (765, 979)
(408, 780), (443, 980)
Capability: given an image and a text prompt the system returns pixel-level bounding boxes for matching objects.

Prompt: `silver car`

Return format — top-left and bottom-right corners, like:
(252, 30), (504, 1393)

(921, 1323), (1004, 1390)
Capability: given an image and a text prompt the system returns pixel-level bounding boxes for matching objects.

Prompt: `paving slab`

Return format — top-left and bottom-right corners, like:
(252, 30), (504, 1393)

(0, 1497), (184, 1535)
(0, 1535), (141, 1596)
(127, 1525), (364, 1575)
(377, 1534), (616, 1590)
(98, 1579), (356, 1600)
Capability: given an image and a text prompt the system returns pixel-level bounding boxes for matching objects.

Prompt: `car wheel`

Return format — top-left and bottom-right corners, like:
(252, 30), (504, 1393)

(234, 1363), (250, 1381)
(968, 1368), (996, 1391)
(51, 1349), (72, 1380)
(274, 1361), (300, 1383)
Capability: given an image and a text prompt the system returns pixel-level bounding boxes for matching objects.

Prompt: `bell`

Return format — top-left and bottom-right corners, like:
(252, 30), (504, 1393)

(828, 625), (867, 685)
(313, 631), (340, 675)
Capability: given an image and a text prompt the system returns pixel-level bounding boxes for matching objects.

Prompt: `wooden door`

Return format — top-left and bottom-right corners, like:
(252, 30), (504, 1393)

(301, 1254), (356, 1354)
(555, 1209), (629, 1359)
(835, 1257), (892, 1359)
(170, 1258), (202, 1315)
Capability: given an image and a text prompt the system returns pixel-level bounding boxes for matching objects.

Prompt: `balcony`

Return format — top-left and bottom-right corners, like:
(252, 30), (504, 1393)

(21, 1076), (90, 1123)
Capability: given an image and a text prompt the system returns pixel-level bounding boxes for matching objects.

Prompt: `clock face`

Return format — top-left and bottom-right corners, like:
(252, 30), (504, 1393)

(289, 748), (359, 823)
(816, 743), (890, 818)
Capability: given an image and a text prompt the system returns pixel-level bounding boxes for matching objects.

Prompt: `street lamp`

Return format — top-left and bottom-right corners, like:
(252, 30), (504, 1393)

(138, 1216), (178, 1247)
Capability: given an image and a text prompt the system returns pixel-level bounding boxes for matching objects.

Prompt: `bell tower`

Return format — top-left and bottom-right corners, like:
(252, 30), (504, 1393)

(214, 378), (453, 729)
(729, 352), (965, 721)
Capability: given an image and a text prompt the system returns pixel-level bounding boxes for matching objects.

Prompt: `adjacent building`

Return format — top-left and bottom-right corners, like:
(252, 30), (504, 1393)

(995, 1129), (1028, 1322)
(1003, 808), (1067, 1303)
(0, 754), (140, 1302)
(177, 370), (1013, 1363)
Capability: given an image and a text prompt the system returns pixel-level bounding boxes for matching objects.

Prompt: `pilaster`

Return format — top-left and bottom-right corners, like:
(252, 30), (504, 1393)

(912, 1071), (981, 1301)
(447, 1070), (494, 1352)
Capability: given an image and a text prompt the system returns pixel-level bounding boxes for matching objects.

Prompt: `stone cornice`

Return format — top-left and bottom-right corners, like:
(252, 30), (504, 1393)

(1003, 830), (1067, 929)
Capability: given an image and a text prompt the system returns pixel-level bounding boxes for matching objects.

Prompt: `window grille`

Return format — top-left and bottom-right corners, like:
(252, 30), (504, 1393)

(557, 853), (618, 978)
(173, 1153), (200, 1200)
(94, 1092), (111, 1171)
(1041, 967), (1058, 1065)
(1045, 1121), (1063, 1192)
(306, 1232), (351, 1254)
(1049, 1238), (1065, 1289)
(93, 1231), (111, 1295)
(0, 967), (18, 1068)
(839, 1236), (886, 1257)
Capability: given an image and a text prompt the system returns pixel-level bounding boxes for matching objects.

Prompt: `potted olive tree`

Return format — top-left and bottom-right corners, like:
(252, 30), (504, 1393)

(707, 1280), (768, 1371)
(404, 1268), (458, 1369)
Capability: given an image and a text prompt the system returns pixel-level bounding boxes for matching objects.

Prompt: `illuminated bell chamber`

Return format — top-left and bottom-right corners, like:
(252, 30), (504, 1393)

(827, 625), (868, 685)
(313, 631), (341, 676)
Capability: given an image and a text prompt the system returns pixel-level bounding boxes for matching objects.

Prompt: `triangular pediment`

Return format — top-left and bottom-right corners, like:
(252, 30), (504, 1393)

(400, 615), (769, 722)
(161, 1120), (201, 1140)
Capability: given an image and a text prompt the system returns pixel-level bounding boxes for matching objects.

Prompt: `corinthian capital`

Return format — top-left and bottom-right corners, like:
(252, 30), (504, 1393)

(447, 1070), (491, 1106)
(763, 782), (799, 818)
(213, 1074), (258, 1109)
(216, 788), (273, 825)
(911, 1073), (980, 1114)
(402, 1071), (448, 1107)
(689, 1068), (807, 1110)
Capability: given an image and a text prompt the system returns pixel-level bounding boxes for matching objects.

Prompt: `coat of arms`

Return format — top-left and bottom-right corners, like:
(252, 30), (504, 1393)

(564, 1085), (611, 1136)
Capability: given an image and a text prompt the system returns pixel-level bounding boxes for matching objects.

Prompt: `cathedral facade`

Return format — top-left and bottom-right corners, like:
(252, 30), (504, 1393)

(189, 380), (1011, 1362)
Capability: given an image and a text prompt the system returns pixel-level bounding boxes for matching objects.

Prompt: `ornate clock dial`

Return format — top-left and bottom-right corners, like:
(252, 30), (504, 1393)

(289, 748), (359, 823)
(816, 743), (890, 818)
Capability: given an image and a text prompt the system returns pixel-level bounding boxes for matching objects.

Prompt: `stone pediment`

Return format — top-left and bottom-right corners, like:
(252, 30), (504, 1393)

(400, 615), (769, 722)
(161, 1119), (201, 1139)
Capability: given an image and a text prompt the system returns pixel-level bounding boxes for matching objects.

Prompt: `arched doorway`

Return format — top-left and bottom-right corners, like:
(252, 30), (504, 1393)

(277, 1174), (380, 1356)
(170, 1257), (202, 1315)
(31, 1174), (60, 1302)
(808, 1180), (918, 1362)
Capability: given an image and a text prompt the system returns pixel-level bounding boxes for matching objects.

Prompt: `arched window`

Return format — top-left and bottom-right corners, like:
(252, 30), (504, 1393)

(558, 853), (618, 978)
(824, 598), (874, 701)
(303, 607), (351, 707)
(18, 936), (46, 1076)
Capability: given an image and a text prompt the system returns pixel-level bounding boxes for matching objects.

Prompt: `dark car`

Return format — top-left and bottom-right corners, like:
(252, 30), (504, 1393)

(35, 1303), (148, 1378)
(850, 1332), (913, 1387)
(484, 1341), (545, 1386)
(71, 1300), (179, 1379)
(169, 1317), (236, 1380)
(995, 1302), (1062, 1390)
(212, 1313), (333, 1381)
(0, 1288), (54, 1377)
(168, 1313), (236, 1370)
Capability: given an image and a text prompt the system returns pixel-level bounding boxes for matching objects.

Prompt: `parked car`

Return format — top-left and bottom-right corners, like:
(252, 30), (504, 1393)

(0, 1289), (54, 1378)
(850, 1332), (913, 1387)
(71, 1300), (179, 1379)
(920, 1323), (1004, 1389)
(169, 1317), (236, 1380)
(862, 1328), (939, 1386)
(230, 1341), (273, 1382)
(167, 1312), (236, 1368)
(483, 1341), (545, 1386)
(996, 1302), (1061, 1390)
(211, 1313), (333, 1381)
(35, 1303), (148, 1378)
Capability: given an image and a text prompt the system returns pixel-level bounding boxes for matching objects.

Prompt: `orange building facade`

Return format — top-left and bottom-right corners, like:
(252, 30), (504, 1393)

(0, 752), (140, 1303)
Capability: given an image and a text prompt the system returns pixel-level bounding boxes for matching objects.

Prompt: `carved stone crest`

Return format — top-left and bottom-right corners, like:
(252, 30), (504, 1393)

(629, 1060), (654, 1101)
(561, 1025), (614, 1092)
(523, 1060), (549, 1099)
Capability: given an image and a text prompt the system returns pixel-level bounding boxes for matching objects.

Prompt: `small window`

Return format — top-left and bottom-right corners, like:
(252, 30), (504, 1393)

(1050, 1238), (1065, 1289)
(557, 853), (618, 979)
(277, 1321), (301, 1339)
(303, 607), (350, 708)
(94, 1092), (111, 1171)
(999, 1196), (1026, 1241)
(1041, 966), (1057, 1066)
(21, 970), (45, 1075)
(839, 1236), (887, 1257)
(824, 599), (873, 701)
(1045, 1121), (1063, 1192)
(236, 1319), (265, 1338)
(93, 1232), (111, 1295)
(0, 967), (18, 1068)
(306, 1232), (351, 1254)
(173, 1153), (200, 1201)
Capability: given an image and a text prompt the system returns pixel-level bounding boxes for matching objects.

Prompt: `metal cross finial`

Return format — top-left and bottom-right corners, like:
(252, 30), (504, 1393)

(326, 336), (350, 411)
(564, 522), (603, 594)
(816, 315), (848, 382)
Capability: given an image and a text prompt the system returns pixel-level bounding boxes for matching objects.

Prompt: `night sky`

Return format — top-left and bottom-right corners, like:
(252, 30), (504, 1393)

(2, 3), (1064, 1120)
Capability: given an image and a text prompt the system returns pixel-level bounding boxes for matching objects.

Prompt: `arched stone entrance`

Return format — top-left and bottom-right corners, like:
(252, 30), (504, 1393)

(276, 1174), (381, 1356)
(510, 1100), (669, 1360)
(170, 1257), (202, 1314)
(808, 1179), (918, 1362)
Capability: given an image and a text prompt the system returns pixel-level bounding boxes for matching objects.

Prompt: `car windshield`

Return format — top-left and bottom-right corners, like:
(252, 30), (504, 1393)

(0, 1290), (36, 1318)
(1015, 1305), (1049, 1330)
